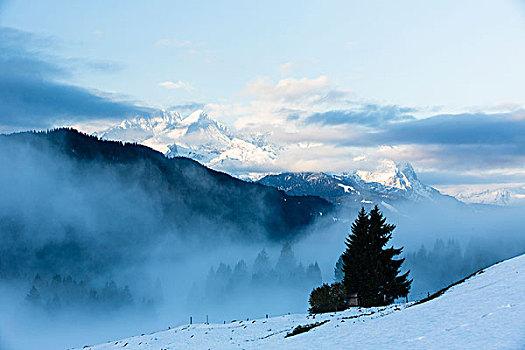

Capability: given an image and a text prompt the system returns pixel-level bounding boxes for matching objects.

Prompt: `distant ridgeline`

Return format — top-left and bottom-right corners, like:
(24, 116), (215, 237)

(257, 165), (454, 207)
(0, 128), (331, 240)
(0, 129), (332, 308)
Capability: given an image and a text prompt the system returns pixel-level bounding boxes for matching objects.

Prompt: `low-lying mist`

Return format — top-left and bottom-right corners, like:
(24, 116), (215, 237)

(294, 200), (525, 301)
(0, 130), (524, 350)
(0, 130), (329, 349)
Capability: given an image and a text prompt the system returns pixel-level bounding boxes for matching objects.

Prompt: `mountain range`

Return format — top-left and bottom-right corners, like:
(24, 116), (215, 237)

(95, 109), (521, 207)
(451, 187), (525, 206)
(257, 161), (450, 208)
(97, 109), (279, 178)
(96, 111), (448, 205)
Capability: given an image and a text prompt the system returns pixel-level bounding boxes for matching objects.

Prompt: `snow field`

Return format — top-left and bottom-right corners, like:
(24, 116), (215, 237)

(79, 254), (525, 349)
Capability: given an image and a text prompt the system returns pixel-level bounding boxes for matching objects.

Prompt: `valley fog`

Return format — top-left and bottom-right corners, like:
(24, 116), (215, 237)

(0, 131), (524, 350)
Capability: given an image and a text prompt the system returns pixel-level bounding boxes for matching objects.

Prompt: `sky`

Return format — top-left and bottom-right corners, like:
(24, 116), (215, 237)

(1, 0), (525, 193)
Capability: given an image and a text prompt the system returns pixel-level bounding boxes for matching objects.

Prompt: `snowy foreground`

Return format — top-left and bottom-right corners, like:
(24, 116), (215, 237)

(77, 254), (525, 350)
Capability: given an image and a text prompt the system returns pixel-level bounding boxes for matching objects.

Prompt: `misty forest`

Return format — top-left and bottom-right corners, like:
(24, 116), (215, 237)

(1, 1), (525, 349)
(0, 129), (524, 349)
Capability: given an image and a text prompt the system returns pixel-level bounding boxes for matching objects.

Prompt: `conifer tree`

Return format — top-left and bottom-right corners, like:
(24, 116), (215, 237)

(334, 255), (344, 282)
(253, 249), (272, 276)
(215, 263), (233, 294)
(232, 260), (249, 287)
(275, 242), (297, 278)
(306, 262), (322, 286)
(233, 260), (248, 280)
(26, 285), (41, 304)
(342, 206), (411, 307)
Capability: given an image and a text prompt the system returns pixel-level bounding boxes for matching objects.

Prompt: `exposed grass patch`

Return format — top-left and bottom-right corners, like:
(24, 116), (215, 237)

(412, 267), (488, 306)
(285, 320), (330, 338)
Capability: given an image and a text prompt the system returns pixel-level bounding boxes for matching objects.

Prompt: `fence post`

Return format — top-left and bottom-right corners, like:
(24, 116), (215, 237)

(190, 316), (192, 325)
(206, 315), (209, 324)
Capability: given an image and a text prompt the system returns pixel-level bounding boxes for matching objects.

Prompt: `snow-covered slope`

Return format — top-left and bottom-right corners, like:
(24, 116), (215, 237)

(76, 253), (525, 350)
(96, 109), (278, 176)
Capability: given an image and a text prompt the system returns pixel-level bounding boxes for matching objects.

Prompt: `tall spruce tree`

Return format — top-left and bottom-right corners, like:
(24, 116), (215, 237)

(342, 206), (411, 307)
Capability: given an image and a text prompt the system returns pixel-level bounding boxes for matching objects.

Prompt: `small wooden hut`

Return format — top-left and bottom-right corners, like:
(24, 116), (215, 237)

(347, 292), (359, 306)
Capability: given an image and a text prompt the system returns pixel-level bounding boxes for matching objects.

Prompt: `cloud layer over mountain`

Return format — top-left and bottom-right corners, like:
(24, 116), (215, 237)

(0, 17), (524, 195)
(0, 27), (150, 131)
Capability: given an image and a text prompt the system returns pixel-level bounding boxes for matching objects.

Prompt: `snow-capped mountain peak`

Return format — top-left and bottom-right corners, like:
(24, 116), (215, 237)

(456, 188), (512, 206)
(258, 161), (443, 207)
(355, 160), (417, 191)
(96, 108), (278, 175)
(95, 109), (183, 145)
(97, 109), (443, 205)
(179, 109), (204, 125)
(350, 160), (441, 201)
(183, 111), (232, 140)
(447, 187), (525, 206)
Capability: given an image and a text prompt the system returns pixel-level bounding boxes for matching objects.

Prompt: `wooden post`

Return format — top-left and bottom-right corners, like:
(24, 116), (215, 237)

(190, 316), (192, 325)
(206, 315), (209, 324)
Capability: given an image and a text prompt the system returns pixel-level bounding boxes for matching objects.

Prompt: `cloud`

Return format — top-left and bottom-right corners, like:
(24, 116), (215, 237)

(316, 111), (525, 172)
(155, 38), (192, 48)
(231, 76), (352, 132)
(0, 27), (150, 130)
(157, 73), (525, 186)
(158, 80), (193, 91)
(84, 60), (121, 73)
(168, 102), (205, 112)
(170, 70), (525, 189)
(304, 105), (416, 127)
(202, 76), (353, 131)
(366, 143), (525, 171)
(419, 169), (525, 187)
(296, 110), (525, 174)
(243, 75), (332, 102)
(279, 62), (293, 76)
(368, 113), (525, 146)
(229, 76), (525, 182)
